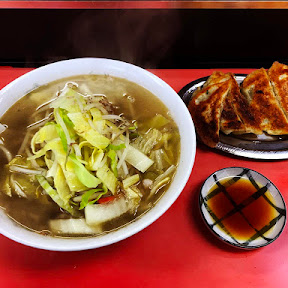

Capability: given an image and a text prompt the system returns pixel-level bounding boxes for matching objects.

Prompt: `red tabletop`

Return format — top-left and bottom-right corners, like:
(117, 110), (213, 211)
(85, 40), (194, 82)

(0, 67), (287, 287)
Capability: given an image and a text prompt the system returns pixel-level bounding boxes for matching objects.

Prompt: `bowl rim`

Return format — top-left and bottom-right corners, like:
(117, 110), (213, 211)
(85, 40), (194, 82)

(199, 166), (287, 249)
(0, 58), (196, 251)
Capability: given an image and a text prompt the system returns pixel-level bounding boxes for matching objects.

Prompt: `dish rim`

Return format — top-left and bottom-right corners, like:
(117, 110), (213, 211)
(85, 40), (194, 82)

(199, 166), (287, 249)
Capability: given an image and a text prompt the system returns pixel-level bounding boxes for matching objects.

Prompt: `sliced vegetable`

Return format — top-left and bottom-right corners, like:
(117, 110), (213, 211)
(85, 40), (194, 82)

(50, 88), (82, 113)
(85, 196), (134, 226)
(69, 154), (101, 188)
(54, 165), (72, 204)
(123, 174), (140, 189)
(150, 177), (170, 196)
(147, 114), (170, 129)
(81, 129), (110, 149)
(55, 124), (68, 152)
(107, 149), (118, 177)
(108, 143), (126, 151)
(33, 124), (58, 144)
(36, 175), (76, 215)
(88, 148), (104, 171)
(124, 145), (154, 173)
(54, 108), (72, 146)
(97, 195), (116, 204)
(49, 219), (102, 235)
(79, 188), (105, 210)
(96, 164), (118, 194)
(132, 128), (162, 155)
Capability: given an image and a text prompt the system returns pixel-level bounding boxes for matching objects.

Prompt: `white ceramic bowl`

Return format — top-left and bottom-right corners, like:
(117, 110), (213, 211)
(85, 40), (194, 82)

(0, 58), (196, 251)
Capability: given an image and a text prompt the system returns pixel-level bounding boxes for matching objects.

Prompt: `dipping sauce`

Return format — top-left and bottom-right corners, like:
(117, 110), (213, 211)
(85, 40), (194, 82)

(207, 178), (278, 241)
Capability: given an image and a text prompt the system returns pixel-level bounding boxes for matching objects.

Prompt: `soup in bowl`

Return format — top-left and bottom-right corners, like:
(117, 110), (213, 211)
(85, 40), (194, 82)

(0, 58), (196, 251)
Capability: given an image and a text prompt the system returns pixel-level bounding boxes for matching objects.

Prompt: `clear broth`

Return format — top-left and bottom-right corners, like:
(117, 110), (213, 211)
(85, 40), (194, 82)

(0, 75), (180, 237)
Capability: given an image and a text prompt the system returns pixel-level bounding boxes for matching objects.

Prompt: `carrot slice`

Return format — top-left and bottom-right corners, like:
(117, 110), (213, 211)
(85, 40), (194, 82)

(97, 196), (116, 204)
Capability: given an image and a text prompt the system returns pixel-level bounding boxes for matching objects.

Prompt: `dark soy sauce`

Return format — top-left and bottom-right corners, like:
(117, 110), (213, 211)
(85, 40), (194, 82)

(208, 178), (277, 240)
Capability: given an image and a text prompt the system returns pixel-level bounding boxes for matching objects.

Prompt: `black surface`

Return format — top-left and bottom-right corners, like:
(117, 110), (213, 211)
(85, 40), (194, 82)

(1, 9), (288, 68)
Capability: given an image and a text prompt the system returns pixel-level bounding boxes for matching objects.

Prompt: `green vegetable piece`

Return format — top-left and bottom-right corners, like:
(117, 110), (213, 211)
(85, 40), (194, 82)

(55, 124), (68, 152)
(82, 129), (110, 150)
(36, 175), (76, 215)
(107, 150), (118, 177)
(69, 154), (101, 188)
(50, 88), (82, 113)
(96, 164), (118, 194)
(88, 148), (104, 171)
(34, 124), (59, 144)
(54, 165), (72, 204)
(90, 108), (102, 121)
(79, 188), (105, 210)
(108, 144), (126, 151)
(67, 112), (91, 134)
(60, 108), (77, 140)
(68, 112), (110, 149)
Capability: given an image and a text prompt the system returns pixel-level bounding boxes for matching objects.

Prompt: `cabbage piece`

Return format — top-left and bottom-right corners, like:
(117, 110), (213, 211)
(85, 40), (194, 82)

(132, 128), (162, 155)
(85, 196), (135, 226)
(69, 154), (101, 189)
(90, 108), (102, 121)
(48, 140), (86, 192)
(147, 114), (170, 129)
(123, 174), (140, 189)
(79, 188), (106, 210)
(67, 112), (90, 134)
(124, 185), (142, 211)
(33, 124), (58, 144)
(96, 164), (118, 194)
(44, 156), (53, 169)
(149, 149), (171, 173)
(55, 124), (68, 152)
(50, 88), (83, 113)
(49, 219), (102, 235)
(108, 143), (126, 151)
(114, 138), (154, 173)
(54, 165), (72, 204)
(90, 108), (106, 134)
(68, 112), (110, 149)
(124, 145), (154, 173)
(88, 148), (104, 171)
(30, 139), (87, 192)
(81, 129), (110, 149)
(107, 149), (118, 177)
(36, 175), (76, 215)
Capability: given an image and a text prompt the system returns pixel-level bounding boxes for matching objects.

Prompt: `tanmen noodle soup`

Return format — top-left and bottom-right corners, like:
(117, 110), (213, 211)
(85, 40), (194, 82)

(0, 74), (180, 237)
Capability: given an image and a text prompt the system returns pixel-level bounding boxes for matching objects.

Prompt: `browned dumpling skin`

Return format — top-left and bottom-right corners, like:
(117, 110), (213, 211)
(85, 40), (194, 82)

(268, 61), (288, 120)
(241, 68), (288, 135)
(226, 73), (262, 135)
(188, 73), (231, 147)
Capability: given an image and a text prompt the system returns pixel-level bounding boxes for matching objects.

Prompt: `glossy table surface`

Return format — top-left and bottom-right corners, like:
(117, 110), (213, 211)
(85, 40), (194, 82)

(0, 67), (287, 287)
